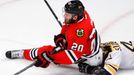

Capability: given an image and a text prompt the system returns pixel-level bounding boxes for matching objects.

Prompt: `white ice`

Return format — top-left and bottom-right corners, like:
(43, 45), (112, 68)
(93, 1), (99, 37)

(0, 0), (134, 75)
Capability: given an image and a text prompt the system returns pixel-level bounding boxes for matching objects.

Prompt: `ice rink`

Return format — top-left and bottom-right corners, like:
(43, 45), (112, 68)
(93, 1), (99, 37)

(0, 0), (134, 75)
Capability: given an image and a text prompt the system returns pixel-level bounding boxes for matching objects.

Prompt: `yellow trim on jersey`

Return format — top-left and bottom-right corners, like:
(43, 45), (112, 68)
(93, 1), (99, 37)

(104, 64), (118, 75)
(111, 64), (119, 70)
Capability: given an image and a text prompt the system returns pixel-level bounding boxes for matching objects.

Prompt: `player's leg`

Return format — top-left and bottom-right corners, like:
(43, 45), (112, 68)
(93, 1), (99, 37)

(5, 45), (54, 61)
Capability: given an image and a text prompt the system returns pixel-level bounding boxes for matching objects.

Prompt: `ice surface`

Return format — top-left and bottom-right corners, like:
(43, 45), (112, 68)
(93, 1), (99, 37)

(0, 0), (134, 75)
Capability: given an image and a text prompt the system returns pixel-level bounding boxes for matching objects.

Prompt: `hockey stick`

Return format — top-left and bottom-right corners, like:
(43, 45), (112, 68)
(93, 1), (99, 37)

(14, 60), (37, 75)
(13, 1), (62, 74)
(44, 0), (64, 54)
(44, 0), (62, 27)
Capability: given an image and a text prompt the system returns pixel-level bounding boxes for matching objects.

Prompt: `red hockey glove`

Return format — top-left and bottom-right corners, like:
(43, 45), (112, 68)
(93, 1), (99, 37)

(54, 34), (68, 50)
(34, 51), (53, 68)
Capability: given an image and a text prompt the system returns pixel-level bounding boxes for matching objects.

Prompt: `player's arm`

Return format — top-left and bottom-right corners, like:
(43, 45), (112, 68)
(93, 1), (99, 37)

(78, 62), (111, 75)
(78, 42), (121, 75)
(100, 41), (121, 75)
(51, 25), (68, 54)
(80, 28), (101, 65)
(78, 28), (101, 64)
(50, 48), (90, 64)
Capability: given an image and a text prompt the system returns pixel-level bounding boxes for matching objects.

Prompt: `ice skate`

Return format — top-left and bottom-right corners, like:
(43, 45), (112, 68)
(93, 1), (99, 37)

(5, 50), (24, 59)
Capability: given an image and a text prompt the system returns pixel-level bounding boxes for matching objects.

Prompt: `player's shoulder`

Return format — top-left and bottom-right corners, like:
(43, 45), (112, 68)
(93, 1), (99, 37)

(100, 41), (121, 52)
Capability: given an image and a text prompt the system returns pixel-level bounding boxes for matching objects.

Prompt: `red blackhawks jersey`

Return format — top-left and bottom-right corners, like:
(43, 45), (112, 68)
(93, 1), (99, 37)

(23, 10), (100, 64)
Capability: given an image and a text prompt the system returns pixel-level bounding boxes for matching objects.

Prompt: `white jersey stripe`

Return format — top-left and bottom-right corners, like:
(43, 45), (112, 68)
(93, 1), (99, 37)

(89, 28), (96, 39)
(70, 50), (78, 61)
(65, 50), (74, 63)
(87, 30), (100, 58)
(29, 50), (33, 60)
(65, 50), (78, 63)
(29, 48), (38, 60)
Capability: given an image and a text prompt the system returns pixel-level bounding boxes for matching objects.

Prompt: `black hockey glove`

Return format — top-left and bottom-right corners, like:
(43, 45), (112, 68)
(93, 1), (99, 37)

(34, 51), (53, 68)
(54, 34), (68, 50)
(78, 63), (95, 74)
(92, 66), (111, 75)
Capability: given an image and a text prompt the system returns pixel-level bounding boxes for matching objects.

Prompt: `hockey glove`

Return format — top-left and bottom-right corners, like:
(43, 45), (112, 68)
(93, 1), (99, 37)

(54, 34), (68, 50)
(92, 66), (111, 75)
(78, 63), (95, 74)
(34, 51), (53, 68)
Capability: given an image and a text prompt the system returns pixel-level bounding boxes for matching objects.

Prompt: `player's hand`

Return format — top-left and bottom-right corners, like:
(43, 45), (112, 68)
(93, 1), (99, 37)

(78, 63), (95, 74)
(92, 66), (110, 75)
(34, 51), (53, 68)
(54, 34), (67, 49)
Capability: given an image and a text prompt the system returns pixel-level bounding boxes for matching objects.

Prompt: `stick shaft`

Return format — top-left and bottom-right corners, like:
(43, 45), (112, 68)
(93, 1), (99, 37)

(15, 0), (63, 74)
(14, 61), (36, 75)
(44, 0), (62, 27)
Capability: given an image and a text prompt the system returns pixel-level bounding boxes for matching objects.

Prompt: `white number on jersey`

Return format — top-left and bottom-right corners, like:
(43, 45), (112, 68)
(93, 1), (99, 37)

(71, 43), (84, 52)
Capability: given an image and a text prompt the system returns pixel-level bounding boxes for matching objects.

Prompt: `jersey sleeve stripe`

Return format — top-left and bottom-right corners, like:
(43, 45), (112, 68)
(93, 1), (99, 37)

(89, 28), (96, 39)
(88, 30), (101, 58)
(65, 50), (78, 63)
(42, 53), (53, 63)
(30, 48), (38, 60)
(104, 64), (117, 75)
(109, 64), (119, 71)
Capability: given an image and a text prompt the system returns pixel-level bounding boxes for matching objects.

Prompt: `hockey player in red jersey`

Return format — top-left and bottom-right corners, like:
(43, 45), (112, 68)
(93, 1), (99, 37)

(78, 41), (134, 75)
(5, 0), (100, 68)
